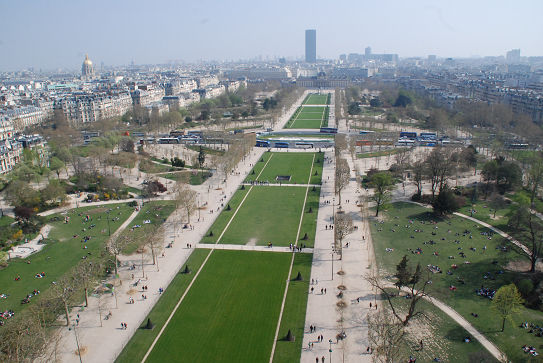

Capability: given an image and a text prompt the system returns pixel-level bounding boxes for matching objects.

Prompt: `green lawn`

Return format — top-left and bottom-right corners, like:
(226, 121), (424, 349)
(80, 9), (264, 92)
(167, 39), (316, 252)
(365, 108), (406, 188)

(161, 170), (212, 185)
(143, 250), (291, 363)
(201, 186), (307, 247)
(272, 253), (312, 363)
(245, 152), (323, 185)
(0, 216), (15, 228)
(357, 148), (402, 159)
(114, 249), (210, 363)
(119, 201), (177, 255)
(286, 106), (329, 129)
(0, 204), (135, 317)
(370, 202), (543, 362)
(303, 94), (328, 105)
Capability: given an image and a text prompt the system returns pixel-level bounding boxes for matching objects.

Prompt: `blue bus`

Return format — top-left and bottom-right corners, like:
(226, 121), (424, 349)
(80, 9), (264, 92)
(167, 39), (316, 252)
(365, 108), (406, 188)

(400, 131), (417, 139)
(359, 130), (375, 135)
(256, 140), (271, 147)
(320, 127), (338, 134)
(275, 142), (289, 148)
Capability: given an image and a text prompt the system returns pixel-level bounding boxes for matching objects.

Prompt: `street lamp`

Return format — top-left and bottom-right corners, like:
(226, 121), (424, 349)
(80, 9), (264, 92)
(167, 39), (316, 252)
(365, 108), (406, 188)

(68, 323), (83, 363)
(197, 193), (201, 221)
(332, 198), (335, 223)
(331, 252), (334, 280)
(329, 339), (333, 363)
(107, 216), (111, 237)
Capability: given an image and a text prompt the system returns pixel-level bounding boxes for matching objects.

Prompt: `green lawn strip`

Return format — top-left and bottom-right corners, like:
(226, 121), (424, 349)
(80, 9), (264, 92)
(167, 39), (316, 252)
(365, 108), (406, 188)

(245, 151), (273, 179)
(200, 187), (250, 243)
(357, 148), (402, 158)
(272, 253), (313, 363)
(211, 186), (305, 246)
(246, 152), (319, 184)
(290, 119), (323, 129)
(298, 187), (320, 248)
(304, 95), (328, 105)
(161, 170), (211, 185)
(114, 249), (209, 363)
(125, 186), (142, 196)
(120, 201), (176, 255)
(380, 296), (498, 362)
(370, 201), (543, 362)
(143, 250), (292, 363)
(0, 216), (15, 228)
(309, 155), (324, 185)
(462, 207), (513, 233)
(0, 204), (134, 316)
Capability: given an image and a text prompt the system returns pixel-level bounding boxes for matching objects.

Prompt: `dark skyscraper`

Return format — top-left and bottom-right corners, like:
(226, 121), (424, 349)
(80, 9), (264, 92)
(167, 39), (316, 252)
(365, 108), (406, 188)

(305, 29), (316, 63)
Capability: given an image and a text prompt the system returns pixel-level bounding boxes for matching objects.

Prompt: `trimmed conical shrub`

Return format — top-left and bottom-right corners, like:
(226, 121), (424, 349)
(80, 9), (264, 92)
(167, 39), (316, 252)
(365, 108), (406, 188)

(241, 184), (245, 190)
(312, 186), (317, 192)
(209, 230), (214, 237)
(226, 204), (232, 211)
(315, 171), (318, 175)
(308, 207), (313, 213)
(302, 233), (308, 240)
(260, 158), (264, 162)
(182, 265), (191, 274)
(251, 170), (255, 175)
(145, 318), (156, 330)
(285, 329), (295, 341)
(316, 159), (320, 163)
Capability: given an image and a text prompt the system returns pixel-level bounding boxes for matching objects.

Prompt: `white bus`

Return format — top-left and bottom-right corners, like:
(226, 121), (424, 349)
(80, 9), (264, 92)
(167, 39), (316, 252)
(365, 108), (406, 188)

(158, 138), (179, 144)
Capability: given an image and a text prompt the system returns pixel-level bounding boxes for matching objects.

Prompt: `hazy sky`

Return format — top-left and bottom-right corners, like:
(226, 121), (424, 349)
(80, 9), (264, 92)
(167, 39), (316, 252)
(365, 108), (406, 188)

(1, 0), (542, 71)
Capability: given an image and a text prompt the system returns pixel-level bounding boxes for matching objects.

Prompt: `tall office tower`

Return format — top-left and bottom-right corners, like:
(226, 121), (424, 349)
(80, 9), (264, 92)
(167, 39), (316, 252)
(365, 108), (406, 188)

(365, 46), (372, 57)
(428, 55), (437, 63)
(305, 29), (316, 63)
(506, 49), (521, 63)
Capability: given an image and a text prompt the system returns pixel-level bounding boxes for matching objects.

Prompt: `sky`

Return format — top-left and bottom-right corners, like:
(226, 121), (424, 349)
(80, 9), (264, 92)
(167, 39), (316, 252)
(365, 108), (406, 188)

(1, 0), (542, 72)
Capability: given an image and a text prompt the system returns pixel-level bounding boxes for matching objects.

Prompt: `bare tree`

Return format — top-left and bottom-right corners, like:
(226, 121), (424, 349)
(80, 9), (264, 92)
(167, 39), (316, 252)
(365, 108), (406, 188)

(74, 260), (100, 307)
(335, 157), (350, 205)
(172, 181), (198, 224)
(106, 234), (131, 276)
(367, 309), (406, 363)
(46, 272), (79, 326)
(334, 212), (353, 259)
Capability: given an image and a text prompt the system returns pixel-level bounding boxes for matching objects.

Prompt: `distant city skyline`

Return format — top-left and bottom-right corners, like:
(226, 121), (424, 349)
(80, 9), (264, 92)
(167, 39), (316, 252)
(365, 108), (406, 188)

(1, 0), (542, 71)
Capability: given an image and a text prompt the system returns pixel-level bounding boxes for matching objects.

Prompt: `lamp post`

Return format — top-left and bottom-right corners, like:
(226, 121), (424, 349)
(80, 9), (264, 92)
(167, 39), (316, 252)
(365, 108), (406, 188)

(107, 216), (111, 237)
(332, 198), (335, 223)
(329, 339), (333, 363)
(331, 252), (334, 280)
(68, 323), (83, 363)
(197, 193), (201, 221)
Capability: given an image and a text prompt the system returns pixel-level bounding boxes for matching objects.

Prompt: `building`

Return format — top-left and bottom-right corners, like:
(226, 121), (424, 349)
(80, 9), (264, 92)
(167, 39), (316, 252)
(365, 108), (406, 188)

(506, 49), (521, 64)
(365, 47), (372, 57)
(305, 30), (317, 63)
(0, 139), (22, 174)
(331, 67), (373, 78)
(82, 54), (95, 80)
(296, 70), (349, 89)
(226, 67), (292, 79)
(428, 55), (437, 63)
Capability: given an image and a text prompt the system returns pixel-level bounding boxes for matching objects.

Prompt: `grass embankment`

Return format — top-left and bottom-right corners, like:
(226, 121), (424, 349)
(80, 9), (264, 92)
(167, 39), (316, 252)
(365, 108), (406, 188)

(0, 204), (135, 317)
(370, 201), (543, 362)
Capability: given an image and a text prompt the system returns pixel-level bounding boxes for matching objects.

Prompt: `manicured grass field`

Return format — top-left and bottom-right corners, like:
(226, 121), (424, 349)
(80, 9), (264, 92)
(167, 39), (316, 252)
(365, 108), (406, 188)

(303, 94), (328, 105)
(286, 106), (328, 129)
(0, 204), (135, 317)
(119, 201), (177, 254)
(272, 253), (312, 363)
(114, 248), (210, 363)
(370, 202), (543, 362)
(245, 152), (323, 185)
(201, 186), (307, 247)
(142, 250), (292, 363)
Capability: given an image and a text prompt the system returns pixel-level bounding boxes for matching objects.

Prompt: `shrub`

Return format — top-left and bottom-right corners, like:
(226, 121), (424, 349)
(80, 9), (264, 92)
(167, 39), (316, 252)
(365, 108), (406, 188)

(517, 279), (534, 297)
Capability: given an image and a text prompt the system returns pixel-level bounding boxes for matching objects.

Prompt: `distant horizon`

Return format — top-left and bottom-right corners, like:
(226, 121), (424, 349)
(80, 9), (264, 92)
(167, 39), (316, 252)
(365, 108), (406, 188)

(1, 0), (542, 72)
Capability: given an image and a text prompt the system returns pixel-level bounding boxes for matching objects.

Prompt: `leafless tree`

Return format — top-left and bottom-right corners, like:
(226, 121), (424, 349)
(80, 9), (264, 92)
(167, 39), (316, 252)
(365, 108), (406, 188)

(367, 309), (406, 363)
(105, 234), (131, 276)
(73, 260), (100, 307)
(172, 181), (198, 224)
(335, 157), (350, 205)
(46, 272), (80, 326)
(334, 212), (353, 259)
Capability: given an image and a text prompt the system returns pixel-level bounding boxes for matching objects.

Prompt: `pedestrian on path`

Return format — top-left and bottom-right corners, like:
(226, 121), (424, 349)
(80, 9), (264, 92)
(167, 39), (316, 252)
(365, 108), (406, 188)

(324, 288), (327, 294)
(322, 356), (325, 362)
(311, 287), (314, 293)
(369, 302), (372, 309)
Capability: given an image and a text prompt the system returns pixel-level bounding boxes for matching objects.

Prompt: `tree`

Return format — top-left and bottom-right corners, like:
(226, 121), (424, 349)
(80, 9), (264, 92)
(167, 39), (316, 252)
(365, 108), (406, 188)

(367, 310), (406, 363)
(334, 212), (353, 259)
(488, 193), (508, 218)
(460, 145), (478, 175)
(524, 156), (543, 204)
(393, 94), (412, 108)
(368, 172), (396, 217)
(106, 234), (131, 276)
(46, 272), (79, 326)
(73, 260), (100, 307)
(411, 161), (425, 196)
(491, 284), (524, 332)
(118, 137), (135, 153)
(370, 98), (383, 107)
(366, 260), (432, 326)
(426, 147), (454, 198)
(347, 102), (361, 115)
(508, 206), (543, 273)
(432, 186), (460, 215)
(49, 157), (65, 180)
(335, 158), (350, 205)
(198, 146), (206, 167)
(394, 255), (411, 293)
(173, 182), (198, 224)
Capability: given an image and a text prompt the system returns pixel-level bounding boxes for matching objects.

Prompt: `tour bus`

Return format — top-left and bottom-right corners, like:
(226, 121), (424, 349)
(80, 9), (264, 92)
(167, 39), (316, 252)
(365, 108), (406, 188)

(295, 142), (314, 149)
(374, 139), (394, 146)
(139, 138), (155, 144)
(256, 140), (271, 147)
(508, 143), (529, 149)
(275, 141), (289, 148)
(320, 127), (338, 134)
(187, 131), (202, 136)
(158, 138), (179, 144)
(399, 131), (417, 139)
(169, 130), (185, 137)
(359, 130), (375, 135)
(397, 139), (415, 146)
(132, 132), (145, 137)
(419, 140), (436, 147)
(419, 132), (438, 140)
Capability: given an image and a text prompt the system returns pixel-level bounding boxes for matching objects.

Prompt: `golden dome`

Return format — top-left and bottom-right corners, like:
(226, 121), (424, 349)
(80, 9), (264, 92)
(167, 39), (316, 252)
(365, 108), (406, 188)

(83, 54), (93, 66)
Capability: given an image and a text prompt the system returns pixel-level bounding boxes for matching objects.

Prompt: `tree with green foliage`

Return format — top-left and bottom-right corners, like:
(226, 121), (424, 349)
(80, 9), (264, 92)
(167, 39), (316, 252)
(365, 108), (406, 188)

(433, 186), (460, 215)
(347, 102), (361, 115)
(49, 157), (65, 180)
(491, 284), (524, 332)
(370, 98), (382, 108)
(368, 172), (396, 217)
(394, 255), (411, 293)
(198, 146), (206, 167)
(394, 94), (412, 108)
